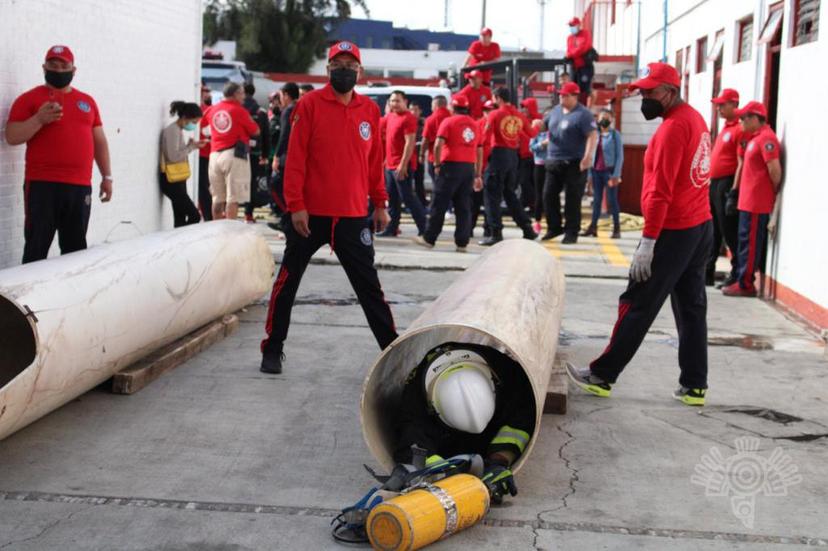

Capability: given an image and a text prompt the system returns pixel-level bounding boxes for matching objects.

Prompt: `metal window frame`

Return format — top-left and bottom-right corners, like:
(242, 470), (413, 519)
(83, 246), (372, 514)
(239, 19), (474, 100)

(793, 0), (820, 46)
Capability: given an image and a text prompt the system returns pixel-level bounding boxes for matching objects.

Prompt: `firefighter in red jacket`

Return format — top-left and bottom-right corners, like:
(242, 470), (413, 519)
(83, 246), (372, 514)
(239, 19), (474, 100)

(260, 41), (398, 374)
(567, 63), (714, 407)
(721, 101), (782, 298)
(464, 28), (501, 86)
(566, 17), (594, 105)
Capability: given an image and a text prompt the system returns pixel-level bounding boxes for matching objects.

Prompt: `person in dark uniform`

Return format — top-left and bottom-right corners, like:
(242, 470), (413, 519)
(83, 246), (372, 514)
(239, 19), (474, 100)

(567, 63), (714, 407)
(6, 45), (113, 264)
(269, 82), (299, 230)
(394, 344), (535, 503)
(470, 99), (496, 238)
(260, 41), (398, 374)
(707, 89), (742, 287)
(198, 84), (214, 221)
(413, 95), (480, 252)
(409, 103), (428, 206)
(479, 87), (540, 246)
(242, 83), (270, 223)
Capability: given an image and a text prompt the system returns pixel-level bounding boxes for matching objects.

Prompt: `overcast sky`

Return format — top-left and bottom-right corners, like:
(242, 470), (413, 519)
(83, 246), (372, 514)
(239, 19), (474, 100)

(356, 0), (573, 53)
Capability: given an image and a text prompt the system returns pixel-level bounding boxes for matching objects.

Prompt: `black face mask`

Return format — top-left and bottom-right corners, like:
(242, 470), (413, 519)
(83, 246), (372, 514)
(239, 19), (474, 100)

(599, 119), (611, 128)
(330, 68), (358, 94)
(203, 97), (212, 106)
(45, 69), (73, 89)
(640, 98), (665, 120)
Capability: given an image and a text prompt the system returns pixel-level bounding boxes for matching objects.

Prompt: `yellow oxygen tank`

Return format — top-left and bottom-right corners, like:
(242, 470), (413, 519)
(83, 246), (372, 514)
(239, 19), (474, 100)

(366, 474), (490, 551)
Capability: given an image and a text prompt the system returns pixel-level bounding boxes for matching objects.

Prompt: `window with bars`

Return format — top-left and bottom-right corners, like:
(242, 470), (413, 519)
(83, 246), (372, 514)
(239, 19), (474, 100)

(794, 0), (820, 46)
(696, 36), (708, 73)
(736, 17), (753, 62)
(675, 48), (683, 76)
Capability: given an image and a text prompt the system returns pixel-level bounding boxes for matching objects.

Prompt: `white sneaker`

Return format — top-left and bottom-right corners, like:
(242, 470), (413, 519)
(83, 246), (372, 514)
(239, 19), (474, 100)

(455, 246), (467, 253)
(413, 235), (434, 249)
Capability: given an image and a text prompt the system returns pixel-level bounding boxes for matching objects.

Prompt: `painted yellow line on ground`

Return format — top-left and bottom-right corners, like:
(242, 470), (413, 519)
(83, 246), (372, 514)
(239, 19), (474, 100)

(542, 241), (597, 257)
(595, 235), (630, 267)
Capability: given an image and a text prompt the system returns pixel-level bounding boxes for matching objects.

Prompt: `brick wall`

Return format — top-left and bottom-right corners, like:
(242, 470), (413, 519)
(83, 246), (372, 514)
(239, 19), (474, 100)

(0, 0), (203, 268)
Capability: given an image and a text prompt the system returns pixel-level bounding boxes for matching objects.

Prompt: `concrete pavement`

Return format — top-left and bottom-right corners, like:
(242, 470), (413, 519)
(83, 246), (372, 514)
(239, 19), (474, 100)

(0, 215), (826, 550)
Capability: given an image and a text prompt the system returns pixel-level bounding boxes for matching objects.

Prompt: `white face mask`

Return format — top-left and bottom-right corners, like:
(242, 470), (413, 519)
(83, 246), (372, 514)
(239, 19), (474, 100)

(569, 26), (579, 35)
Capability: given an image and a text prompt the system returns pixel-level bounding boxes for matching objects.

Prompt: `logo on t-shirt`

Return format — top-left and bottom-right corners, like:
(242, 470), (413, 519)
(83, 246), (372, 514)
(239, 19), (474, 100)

(462, 126), (476, 143)
(560, 120), (570, 130)
(690, 132), (712, 188)
(747, 142), (756, 151)
(723, 132), (732, 143)
(500, 115), (522, 139)
(76, 101), (91, 113)
(212, 110), (233, 133)
(764, 142), (775, 152)
(360, 227), (372, 246)
(359, 121), (371, 141)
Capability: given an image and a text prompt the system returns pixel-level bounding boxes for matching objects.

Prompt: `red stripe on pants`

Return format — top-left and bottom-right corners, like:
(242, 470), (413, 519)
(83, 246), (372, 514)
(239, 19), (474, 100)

(742, 214), (759, 289)
(261, 268), (290, 352)
(600, 300), (632, 356)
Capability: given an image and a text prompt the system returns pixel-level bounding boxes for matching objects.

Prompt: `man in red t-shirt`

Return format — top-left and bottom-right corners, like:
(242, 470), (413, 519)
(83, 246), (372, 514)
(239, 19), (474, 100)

(198, 84), (214, 220)
(471, 100), (497, 238)
(260, 41), (396, 374)
(565, 17), (595, 105)
(414, 95), (481, 252)
(722, 101), (782, 298)
(203, 82), (260, 221)
(567, 63), (713, 407)
(421, 96), (451, 186)
(478, 88), (539, 246)
(456, 70), (493, 120)
(5, 45), (113, 264)
(379, 90), (427, 236)
(707, 88), (742, 286)
(518, 97), (542, 214)
(464, 28), (501, 86)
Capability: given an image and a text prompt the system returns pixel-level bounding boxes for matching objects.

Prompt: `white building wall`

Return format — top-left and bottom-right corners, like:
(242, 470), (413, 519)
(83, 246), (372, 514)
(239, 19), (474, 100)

(635, 0), (827, 316)
(0, 0), (203, 268)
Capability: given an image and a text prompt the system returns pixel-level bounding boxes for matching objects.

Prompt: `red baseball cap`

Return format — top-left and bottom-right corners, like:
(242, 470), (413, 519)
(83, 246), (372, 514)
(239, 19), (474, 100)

(629, 62), (681, 91)
(480, 27), (493, 37)
(328, 41), (361, 64)
(467, 69), (483, 80)
(712, 88), (740, 105)
(737, 101), (768, 118)
(560, 82), (581, 96)
(45, 45), (74, 64)
(451, 94), (470, 108)
(546, 84), (557, 93)
(568, 17), (581, 26)
(483, 99), (496, 110)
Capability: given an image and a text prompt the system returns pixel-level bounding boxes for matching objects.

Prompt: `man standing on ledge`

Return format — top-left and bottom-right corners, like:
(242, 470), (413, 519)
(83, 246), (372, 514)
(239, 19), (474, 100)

(260, 41), (398, 374)
(6, 45), (113, 263)
(567, 63), (713, 407)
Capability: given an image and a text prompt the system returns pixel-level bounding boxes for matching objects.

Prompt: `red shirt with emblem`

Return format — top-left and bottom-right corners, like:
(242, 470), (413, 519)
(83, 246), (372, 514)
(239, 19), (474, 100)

(436, 114), (479, 164)
(482, 104), (538, 150)
(423, 107), (451, 163)
(641, 102), (712, 239)
(566, 29), (593, 70)
(737, 125), (780, 214)
(467, 40), (501, 82)
(283, 84), (386, 217)
(457, 84), (493, 120)
(203, 99), (259, 152)
(8, 85), (102, 186)
(709, 118), (742, 179)
(384, 110), (418, 169)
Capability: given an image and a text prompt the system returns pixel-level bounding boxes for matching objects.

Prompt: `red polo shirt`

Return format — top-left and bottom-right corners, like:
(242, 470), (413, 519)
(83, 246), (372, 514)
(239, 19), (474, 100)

(709, 118), (742, 179)
(456, 84), (493, 120)
(283, 84), (387, 216)
(436, 114), (479, 164)
(467, 40), (501, 82)
(203, 99), (259, 152)
(8, 85), (102, 186)
(641, 102), (712, 239)
(423, 107), (451, 163)
(738, 125), (780, 214)
(384, 110), (418, 169)
(566, 29), (593, 70)
(482, 104), (537, 150)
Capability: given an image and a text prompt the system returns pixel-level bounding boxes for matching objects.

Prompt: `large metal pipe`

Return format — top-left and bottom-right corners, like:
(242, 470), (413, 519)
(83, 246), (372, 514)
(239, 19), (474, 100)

(0, 221), (273, 441)
(361, 240), (565, 473)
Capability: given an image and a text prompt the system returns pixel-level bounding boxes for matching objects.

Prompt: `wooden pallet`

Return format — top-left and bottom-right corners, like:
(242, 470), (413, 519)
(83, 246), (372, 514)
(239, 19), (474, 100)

(542, 358), (568, 415)
(111, 314), (239, 395)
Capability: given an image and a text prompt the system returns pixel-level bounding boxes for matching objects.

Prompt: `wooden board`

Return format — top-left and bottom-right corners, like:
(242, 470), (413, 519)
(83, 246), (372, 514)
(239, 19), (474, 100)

(111, 314), (239, 395)
(543, 358), (568, 415)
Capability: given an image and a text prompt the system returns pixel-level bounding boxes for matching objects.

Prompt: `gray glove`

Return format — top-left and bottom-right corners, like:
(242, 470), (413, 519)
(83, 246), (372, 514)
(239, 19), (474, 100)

(630, 237), (656, 283)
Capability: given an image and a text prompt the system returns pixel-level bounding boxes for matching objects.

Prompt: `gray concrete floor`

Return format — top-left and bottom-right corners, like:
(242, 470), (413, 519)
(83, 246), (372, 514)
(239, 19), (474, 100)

(1, 217), (826, 550)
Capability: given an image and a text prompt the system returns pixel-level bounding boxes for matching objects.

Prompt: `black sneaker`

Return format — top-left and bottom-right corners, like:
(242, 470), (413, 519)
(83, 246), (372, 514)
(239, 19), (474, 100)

(541, 229), (563, 241)
(565, 363), (612, 397)
(478, 235), (503, 247)
(561, 234), (578, 244)
(260, 351), (285, 374)
(522, 227), (539, 240)
(672, 386), (706, 406)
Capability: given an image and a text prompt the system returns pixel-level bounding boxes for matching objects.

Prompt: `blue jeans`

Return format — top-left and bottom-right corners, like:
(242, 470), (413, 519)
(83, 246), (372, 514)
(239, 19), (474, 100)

(735, 211), (769, 290)
(590, 168), (620, 228)
(385, 168), (427, 234)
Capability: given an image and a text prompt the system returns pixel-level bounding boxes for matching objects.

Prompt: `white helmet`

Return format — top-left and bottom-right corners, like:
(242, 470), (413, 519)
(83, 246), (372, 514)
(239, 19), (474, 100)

(424, 348), (496, 434)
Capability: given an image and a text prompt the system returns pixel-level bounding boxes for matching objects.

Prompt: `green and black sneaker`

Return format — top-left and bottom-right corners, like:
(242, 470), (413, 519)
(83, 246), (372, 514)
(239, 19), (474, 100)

(565, 362), (612, 397)
(672, 386), (706, 406)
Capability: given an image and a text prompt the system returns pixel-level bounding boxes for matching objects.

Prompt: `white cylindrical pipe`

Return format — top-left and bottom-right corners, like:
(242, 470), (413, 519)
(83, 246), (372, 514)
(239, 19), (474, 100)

(0, 221), (273, 441)
(361, 239), (565, 473)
